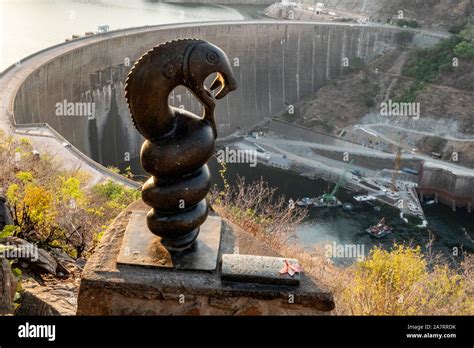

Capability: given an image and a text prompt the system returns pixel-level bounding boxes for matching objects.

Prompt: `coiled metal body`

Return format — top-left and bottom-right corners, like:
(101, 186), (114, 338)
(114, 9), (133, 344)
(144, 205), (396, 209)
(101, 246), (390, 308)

(125, 39), (237, 250)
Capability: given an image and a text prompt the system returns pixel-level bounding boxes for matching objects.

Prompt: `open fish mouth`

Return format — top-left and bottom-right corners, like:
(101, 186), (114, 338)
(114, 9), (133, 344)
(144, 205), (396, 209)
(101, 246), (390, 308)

(209, 72), (237, 100)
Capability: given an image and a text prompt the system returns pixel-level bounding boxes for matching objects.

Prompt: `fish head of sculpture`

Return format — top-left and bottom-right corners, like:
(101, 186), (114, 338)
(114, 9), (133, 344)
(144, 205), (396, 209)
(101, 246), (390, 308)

(184, 41), (238, 110)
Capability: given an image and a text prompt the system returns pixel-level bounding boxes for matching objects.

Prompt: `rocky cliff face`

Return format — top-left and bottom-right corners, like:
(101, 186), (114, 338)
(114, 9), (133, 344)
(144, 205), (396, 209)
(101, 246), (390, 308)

(321, 0), (473, 29)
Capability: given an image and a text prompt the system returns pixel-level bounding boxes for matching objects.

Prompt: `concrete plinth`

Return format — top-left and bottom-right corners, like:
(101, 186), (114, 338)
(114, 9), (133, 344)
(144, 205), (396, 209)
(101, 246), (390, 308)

(77, 201), (335, 315)
(117, 211), (222, 271)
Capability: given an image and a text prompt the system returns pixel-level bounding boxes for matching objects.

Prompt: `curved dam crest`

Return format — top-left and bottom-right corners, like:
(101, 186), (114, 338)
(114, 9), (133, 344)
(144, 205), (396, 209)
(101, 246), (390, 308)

(12, 21), (433, 168)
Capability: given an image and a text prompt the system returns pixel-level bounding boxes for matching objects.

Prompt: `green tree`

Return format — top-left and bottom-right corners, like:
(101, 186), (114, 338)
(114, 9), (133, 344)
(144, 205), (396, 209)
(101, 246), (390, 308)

(402, 36), (462, 82)
(15, 171), (34, 183)
(454, 41), (474, 59)
(342, 57), (365, 74)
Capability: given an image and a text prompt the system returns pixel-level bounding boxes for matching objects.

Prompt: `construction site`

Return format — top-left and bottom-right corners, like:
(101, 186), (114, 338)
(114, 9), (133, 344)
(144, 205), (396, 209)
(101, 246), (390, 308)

(223, 118), (473, 228)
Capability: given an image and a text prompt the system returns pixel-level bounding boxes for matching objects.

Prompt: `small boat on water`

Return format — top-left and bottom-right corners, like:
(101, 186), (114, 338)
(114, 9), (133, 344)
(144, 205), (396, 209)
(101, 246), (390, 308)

(296, 196), (343, 208)
(313, 196), (342, 208)
(296, 197), (315, 207)
(366, 217), (393, 238)
(342, 203), (354, 212)
(298, 160), (352, 209)
(354, 195), (376, 202)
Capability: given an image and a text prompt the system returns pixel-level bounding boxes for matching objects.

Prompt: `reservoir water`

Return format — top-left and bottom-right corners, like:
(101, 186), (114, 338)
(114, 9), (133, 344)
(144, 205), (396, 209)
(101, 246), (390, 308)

(0, 0), (264, 71)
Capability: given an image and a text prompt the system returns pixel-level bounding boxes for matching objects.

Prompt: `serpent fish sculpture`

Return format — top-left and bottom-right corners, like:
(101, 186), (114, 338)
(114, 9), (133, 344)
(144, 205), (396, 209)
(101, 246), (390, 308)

(125, 39), (237, 251)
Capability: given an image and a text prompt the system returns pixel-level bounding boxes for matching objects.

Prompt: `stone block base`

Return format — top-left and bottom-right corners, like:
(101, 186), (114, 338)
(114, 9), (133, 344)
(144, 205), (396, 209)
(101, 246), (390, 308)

(77, 201), (335, 315)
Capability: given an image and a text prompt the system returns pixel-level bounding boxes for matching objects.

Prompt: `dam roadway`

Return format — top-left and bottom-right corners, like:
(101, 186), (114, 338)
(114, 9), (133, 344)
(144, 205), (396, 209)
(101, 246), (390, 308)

(0, 20), (472, 208)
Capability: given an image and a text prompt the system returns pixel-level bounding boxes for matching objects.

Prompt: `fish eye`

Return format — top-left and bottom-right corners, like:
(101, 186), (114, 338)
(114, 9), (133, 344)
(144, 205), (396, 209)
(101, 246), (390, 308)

(206, 51), (219, 65)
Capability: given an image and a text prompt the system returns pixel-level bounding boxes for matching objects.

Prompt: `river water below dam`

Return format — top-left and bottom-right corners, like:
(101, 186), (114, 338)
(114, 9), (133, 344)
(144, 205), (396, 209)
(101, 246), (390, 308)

(210, 160), (474, 264)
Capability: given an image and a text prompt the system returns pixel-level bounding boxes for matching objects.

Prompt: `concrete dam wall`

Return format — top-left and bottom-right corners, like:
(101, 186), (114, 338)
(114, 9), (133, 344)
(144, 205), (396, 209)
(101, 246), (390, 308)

(13, 21), (417, 169)
(419, 166), (474, 208)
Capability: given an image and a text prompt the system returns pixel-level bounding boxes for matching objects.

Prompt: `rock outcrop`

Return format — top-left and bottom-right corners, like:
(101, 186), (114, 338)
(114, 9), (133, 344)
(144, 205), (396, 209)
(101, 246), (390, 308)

(0, 197), (13, 231)
(0, 257), (18, 315)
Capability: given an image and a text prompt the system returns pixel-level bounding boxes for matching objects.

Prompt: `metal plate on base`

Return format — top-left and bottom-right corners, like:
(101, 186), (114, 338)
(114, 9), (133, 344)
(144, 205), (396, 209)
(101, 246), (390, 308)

(221, 254), (300, 286)
(117, 211), (222, 271)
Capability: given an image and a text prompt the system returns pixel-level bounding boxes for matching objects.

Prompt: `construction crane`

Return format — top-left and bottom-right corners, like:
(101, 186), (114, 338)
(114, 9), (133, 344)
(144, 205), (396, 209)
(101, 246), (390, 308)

(321, 160), (354, 202)
(391, 134), (408, 192)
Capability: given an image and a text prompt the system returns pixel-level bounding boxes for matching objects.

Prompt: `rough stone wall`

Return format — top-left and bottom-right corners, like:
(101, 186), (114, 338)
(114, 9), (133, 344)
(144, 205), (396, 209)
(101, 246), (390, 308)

(0, 258), (17, 315)
(78, 288), (330, 316)
(15, 278), (78, 316)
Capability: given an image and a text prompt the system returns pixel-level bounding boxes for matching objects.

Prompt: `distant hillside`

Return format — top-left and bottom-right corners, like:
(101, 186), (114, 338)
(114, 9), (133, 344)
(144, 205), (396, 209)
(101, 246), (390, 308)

(286, 23), (474, 167)
(320, 0), (473, 29)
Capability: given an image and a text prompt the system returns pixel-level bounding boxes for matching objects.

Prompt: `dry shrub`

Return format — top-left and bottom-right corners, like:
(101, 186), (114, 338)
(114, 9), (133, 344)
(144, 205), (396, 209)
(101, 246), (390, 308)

(210, 176), (307, 249)
(210, 176), (340, 288)
(0, 133), (139, 258)
(461, 253), (474, 298)
(211, 174), (474, 316)
(337, 245), (474, 315)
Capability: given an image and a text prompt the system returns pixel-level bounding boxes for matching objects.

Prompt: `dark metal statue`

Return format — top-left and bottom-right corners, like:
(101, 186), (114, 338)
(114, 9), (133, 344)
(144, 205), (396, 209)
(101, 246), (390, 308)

(125, 39), (237, 251)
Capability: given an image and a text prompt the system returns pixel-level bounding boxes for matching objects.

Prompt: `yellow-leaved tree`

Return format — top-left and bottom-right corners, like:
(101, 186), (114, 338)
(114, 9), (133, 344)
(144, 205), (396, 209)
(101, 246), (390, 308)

(341, 244), (474, 315)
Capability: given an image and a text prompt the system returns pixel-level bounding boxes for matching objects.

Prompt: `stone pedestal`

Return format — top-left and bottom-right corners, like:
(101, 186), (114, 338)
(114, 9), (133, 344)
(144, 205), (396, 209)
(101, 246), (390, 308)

(77, 201), (335, 315)
(117, 211), (222, 271)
